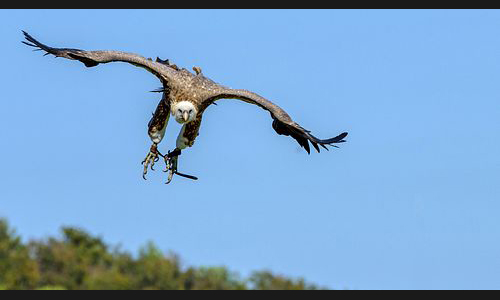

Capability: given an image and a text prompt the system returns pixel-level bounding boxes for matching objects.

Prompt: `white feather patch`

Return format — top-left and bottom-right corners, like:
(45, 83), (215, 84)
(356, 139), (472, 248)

(176, 125), (189, 149)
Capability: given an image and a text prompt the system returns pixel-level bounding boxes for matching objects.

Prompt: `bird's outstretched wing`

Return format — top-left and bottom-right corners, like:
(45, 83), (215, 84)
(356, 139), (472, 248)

(22, 31), (177, 83)
(204, 89), (348, 154)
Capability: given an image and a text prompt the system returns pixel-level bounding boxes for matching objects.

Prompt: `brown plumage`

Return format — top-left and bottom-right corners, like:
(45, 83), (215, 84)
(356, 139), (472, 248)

(22, 31), (347, 181)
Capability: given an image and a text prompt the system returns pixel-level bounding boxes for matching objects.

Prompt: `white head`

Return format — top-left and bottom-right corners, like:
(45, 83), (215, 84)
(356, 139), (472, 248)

(172, 101), (197, 124)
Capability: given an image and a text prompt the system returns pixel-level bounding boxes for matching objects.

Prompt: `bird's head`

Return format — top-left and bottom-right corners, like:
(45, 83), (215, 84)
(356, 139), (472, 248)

(172, 101), (197, 124)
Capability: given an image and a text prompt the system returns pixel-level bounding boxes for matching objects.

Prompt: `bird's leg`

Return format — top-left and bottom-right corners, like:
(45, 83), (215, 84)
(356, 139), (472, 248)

(142, 143), (162, 180)
(161, 120), (202, 183)
(143, 95), (170, 180)
(161, 148), (198, 184)
(163, 148), (181, 184)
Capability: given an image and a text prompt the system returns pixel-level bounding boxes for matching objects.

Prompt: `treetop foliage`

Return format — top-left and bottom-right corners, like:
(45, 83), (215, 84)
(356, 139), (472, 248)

(0, 219), (324, 290)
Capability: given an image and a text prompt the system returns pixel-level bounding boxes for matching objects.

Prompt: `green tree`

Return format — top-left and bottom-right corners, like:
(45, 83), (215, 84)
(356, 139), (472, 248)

(134, 242), (183, 290)
(0, 219), (329, 290)
(0, 219), (39, 289)
(186, 266), (247, 290)
(29, 226), (112, 289)
(250, 270), (322, 290)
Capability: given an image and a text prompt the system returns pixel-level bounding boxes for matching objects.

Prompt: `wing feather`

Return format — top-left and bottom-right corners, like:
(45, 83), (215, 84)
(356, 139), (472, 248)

(205, 89), (347, 154)
(22, 31), (177, 83)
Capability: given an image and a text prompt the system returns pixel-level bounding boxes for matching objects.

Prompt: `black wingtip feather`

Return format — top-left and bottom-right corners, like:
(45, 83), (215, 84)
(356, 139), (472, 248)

(22, 31), (40, 47)
(304, 131), (348, 153)
(21, 31), (54, 56)
(21, 41), (36, 48)
(271, 119), (348, 154)
(315, 132), (348, 144)
(311, 142), (320, 153)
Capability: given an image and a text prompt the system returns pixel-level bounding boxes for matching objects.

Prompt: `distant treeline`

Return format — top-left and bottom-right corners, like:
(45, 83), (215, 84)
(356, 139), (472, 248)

(0, 219), (324, 290)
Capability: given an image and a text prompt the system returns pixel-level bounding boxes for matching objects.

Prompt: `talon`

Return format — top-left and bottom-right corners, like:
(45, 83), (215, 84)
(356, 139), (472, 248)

(166, 172), (174, 184)
(163, 150), (179, 184)
(141, 144), (160, 180)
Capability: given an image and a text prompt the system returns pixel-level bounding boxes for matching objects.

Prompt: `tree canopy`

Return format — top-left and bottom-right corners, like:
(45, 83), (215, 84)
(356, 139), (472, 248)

(0, 219), (325, 290)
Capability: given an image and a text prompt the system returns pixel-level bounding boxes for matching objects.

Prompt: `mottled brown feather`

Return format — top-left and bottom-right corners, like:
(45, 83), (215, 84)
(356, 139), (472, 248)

(23, 31), (347, 154)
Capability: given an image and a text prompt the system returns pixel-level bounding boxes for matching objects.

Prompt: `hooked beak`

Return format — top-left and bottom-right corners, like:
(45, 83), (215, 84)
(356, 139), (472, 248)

(182, 111), (189, 122)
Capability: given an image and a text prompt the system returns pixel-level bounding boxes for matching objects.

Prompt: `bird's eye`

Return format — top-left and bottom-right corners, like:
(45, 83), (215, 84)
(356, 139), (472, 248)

(189, 109), (193, 113)
(178, 109), (182, 113)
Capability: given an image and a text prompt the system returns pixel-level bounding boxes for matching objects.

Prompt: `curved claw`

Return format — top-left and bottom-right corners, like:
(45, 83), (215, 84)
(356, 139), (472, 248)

(166, 171), (174, 185)
(162, 149), (198, 184)
(164, 154), (178, 184)
(142, 144), (159, 180)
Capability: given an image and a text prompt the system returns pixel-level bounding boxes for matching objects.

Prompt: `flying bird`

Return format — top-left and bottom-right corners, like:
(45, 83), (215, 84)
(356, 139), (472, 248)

(22, 31), (348, 184)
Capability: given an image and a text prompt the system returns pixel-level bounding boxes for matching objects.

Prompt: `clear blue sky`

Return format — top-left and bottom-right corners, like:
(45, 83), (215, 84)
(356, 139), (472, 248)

(1, 9), (499, 289)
